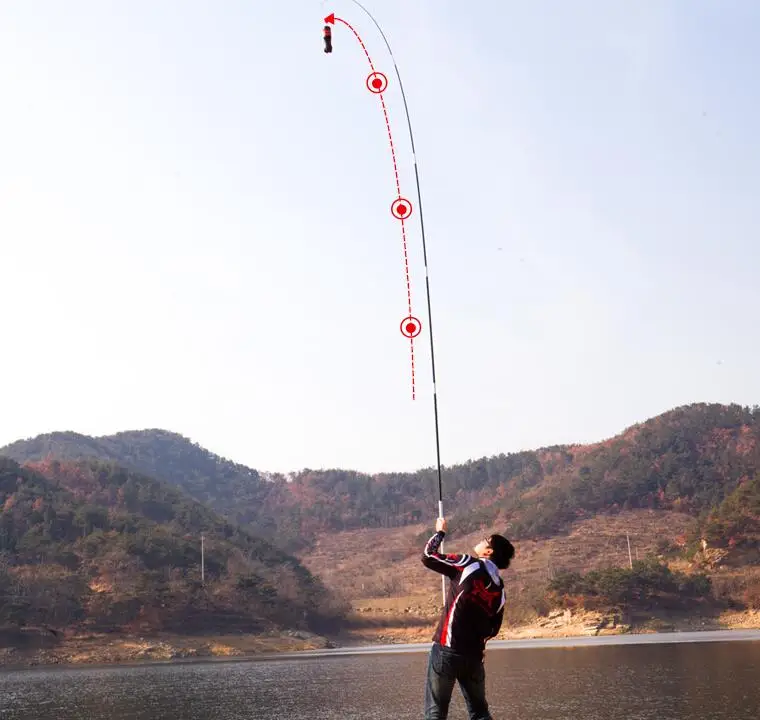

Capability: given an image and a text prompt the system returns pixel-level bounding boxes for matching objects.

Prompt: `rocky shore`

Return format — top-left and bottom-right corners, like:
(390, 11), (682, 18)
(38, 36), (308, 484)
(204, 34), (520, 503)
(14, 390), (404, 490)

(0, 628), (336, 670)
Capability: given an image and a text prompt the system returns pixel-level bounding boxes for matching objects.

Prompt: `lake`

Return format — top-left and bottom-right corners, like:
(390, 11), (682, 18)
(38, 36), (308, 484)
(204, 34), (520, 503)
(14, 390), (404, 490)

(1, 632), (759, 719)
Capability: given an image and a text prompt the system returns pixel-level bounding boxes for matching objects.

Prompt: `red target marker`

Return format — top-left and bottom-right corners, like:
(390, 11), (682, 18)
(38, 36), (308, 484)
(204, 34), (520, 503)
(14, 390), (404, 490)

(366, 71), (388, 94)
(391, 197), (412, 220)
(400, 316), (422, 338)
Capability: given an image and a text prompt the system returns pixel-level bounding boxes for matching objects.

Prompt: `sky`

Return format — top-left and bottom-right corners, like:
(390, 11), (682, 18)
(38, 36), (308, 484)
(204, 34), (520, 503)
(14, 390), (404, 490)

(1, 1), (759, 475)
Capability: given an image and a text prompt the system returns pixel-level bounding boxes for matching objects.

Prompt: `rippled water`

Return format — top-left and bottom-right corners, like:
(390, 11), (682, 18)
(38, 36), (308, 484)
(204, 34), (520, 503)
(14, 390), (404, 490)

(1, 636), (759, 719)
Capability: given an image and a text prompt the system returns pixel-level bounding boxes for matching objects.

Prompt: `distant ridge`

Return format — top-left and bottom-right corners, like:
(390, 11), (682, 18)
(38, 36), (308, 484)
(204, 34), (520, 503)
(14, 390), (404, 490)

(3, 402), (760, 549)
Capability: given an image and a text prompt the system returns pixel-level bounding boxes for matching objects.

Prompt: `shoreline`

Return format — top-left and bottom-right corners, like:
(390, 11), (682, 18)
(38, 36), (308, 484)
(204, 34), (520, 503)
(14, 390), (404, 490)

(3, 609), (760, 671)
(275, 628), (760, 659)
(3, 628), (760, 673)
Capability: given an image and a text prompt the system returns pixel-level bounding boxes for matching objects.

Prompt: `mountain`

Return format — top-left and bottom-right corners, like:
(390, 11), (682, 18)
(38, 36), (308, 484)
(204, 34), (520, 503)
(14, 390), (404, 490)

(3, 401), (760, 645)
(0, 429), (279, 536)
(0, 457), (346, 634)
(4, 403), (760, 553)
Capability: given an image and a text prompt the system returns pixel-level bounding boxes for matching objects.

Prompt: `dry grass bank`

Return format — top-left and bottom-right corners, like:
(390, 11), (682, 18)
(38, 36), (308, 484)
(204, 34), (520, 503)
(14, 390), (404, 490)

(299, 510), (759, 644)
(298, 510), (697, 620)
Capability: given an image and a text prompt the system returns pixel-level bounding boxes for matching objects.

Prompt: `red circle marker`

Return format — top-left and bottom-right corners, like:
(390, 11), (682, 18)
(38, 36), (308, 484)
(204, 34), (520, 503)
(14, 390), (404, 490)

(391, 197), (413, 220)
(400, 316), (422, 339)
(366, 72), (388, 94)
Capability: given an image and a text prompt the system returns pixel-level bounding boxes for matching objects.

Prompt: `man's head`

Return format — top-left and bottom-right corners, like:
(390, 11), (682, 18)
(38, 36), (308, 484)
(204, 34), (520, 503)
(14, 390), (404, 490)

(473, 534), (515, 570)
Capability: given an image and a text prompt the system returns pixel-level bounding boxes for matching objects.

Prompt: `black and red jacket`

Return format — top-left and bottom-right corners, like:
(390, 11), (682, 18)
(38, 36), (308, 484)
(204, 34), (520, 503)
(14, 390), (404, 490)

(422, 530), (505, 658)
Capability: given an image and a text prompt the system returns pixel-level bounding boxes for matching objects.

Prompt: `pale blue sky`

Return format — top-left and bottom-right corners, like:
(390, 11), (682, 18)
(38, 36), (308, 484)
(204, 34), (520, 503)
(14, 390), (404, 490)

(2, 1), (759, 474)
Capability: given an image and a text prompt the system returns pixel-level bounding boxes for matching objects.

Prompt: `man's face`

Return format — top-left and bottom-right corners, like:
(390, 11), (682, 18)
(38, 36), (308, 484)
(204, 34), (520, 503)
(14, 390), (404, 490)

(474, 538), (492, 557)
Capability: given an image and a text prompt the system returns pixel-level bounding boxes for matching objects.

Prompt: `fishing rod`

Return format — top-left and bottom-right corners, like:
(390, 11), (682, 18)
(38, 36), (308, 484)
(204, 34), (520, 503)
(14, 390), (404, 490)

(340, 0), (446, 603)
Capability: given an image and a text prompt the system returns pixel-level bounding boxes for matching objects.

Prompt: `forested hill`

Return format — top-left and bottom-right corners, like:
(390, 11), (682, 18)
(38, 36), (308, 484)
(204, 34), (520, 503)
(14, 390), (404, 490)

(0, 429), (271, 524)
(0, 428), (286, 540)
(0, 457), (346, 633)
(3, 403), (760, 552)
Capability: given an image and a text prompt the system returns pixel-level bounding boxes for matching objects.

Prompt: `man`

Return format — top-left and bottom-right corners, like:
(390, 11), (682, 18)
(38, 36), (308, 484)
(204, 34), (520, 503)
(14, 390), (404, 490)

(421, 517), (515, 720)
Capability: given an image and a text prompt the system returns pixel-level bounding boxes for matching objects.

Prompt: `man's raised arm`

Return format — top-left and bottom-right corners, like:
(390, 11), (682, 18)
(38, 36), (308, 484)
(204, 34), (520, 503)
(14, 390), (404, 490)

(421, 518), (471, 579)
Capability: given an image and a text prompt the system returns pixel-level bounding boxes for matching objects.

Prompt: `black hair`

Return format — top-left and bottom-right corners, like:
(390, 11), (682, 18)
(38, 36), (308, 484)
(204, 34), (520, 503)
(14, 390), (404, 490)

(488, 534), (515, 570)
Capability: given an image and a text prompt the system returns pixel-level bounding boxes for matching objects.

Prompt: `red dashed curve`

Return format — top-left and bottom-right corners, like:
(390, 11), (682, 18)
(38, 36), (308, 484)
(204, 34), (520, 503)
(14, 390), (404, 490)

(336, 16), (416, 400)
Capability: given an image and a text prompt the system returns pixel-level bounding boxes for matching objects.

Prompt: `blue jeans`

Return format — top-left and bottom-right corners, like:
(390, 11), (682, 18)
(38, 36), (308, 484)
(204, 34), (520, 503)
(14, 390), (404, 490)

(423, 642), (493, 720)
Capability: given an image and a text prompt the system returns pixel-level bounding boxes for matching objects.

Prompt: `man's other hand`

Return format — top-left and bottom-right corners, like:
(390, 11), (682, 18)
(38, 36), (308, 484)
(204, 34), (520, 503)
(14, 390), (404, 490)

(436, 517), (447, 533)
